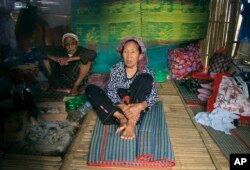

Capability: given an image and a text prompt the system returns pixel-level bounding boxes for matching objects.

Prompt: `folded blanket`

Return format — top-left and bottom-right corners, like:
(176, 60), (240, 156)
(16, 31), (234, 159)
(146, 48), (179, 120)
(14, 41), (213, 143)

(87, 101), (175, 168)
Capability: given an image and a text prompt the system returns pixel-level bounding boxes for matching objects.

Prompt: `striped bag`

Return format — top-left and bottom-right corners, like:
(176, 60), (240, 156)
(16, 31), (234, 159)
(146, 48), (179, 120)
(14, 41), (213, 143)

(208, 48), (232, 74)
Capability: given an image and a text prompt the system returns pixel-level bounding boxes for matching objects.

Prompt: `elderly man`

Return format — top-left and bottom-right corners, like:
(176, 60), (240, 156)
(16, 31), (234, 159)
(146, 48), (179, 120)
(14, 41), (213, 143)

(44, 32), (97, 95)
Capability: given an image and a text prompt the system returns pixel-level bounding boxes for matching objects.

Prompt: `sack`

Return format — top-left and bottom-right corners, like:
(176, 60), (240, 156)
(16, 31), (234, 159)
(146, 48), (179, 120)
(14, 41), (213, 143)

(168, 43), (203, 80)
(181, 77), (213, 95)
(208, 48), (232, 74)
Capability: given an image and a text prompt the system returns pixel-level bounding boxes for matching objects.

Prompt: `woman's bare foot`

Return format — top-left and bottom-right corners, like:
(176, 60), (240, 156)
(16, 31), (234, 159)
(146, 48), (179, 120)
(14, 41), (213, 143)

(121, 120), (136, 140)
(113, 111), (128, 133)
(116, 116), (128, 133)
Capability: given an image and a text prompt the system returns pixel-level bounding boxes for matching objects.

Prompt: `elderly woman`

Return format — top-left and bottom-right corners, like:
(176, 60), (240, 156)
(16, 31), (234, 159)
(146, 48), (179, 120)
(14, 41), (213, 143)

(44, 32), (97, 95)
(85, 37), (158, 140)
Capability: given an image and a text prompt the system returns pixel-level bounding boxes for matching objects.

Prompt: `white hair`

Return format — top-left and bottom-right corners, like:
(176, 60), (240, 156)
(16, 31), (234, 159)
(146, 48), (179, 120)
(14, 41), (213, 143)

(62, 33), (79, 45)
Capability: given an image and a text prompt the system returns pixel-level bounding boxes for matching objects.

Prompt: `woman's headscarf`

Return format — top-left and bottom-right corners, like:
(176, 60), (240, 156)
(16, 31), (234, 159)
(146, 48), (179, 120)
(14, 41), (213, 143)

(116, 37), (148, 73)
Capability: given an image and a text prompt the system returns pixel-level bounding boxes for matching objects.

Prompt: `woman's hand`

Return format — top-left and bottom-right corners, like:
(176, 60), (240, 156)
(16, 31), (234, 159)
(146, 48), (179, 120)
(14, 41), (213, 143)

(124, 103), (143, 122)
(116, 103), (129, 112)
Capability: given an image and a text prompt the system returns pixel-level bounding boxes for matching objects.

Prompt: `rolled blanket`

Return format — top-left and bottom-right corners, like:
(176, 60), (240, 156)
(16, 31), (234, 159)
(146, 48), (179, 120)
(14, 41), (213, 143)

(87, 101), (175, 168)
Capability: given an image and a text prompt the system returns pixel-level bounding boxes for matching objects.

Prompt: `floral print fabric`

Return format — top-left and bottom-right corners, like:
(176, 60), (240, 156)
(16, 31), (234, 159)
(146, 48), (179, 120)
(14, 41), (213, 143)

(106, 62), (158, 107)
(214, 76), (250, 117)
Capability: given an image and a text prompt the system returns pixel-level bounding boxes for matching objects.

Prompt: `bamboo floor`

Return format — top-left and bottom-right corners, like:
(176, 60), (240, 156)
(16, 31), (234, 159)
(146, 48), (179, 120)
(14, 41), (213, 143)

(0, 80), (229, 170)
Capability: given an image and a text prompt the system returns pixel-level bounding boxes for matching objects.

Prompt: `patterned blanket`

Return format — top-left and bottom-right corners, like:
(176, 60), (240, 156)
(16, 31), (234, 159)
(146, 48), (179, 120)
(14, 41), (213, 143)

(87, 101), (175, 168)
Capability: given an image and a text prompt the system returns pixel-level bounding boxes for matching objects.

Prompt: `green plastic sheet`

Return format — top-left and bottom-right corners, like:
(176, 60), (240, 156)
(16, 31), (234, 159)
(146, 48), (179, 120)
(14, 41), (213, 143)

(71, 0), (209, 73)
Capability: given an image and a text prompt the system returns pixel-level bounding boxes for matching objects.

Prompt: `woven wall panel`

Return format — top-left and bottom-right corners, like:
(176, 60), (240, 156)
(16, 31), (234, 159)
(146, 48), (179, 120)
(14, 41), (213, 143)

(71, 0), (209, 73)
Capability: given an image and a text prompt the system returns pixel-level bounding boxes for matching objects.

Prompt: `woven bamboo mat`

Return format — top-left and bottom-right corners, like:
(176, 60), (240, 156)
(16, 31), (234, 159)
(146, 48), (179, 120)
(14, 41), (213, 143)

(174, 78), (250, 160)
(173, 79), (207, 106)
(190, 105), (250, 160)
(61, 81), (224, 170)
(87, 101), (175, 168)
(0, 81), (230, 170)
(31, 88), (71, 101)
(231, 127), (250, 149)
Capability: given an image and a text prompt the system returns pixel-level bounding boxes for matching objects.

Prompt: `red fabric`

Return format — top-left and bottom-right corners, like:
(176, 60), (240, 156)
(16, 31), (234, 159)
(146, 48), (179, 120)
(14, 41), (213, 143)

(190, 71), (213, 81)
(122, 96), (130, 104)
(238, 116), (250, 127)
(240, 116), (250, 122)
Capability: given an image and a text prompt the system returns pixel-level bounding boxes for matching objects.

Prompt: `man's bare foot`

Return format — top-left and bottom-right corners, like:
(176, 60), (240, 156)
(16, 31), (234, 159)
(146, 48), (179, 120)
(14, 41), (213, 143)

(121, 120), (136, 140)
(113, 111), (127, 133)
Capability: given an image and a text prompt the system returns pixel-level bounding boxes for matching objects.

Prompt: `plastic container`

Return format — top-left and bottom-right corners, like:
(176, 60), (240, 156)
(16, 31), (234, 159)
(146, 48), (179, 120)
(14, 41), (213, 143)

(232, 76), (249, 98)
(65, 95), (87, 111)
(77, 101), (93, 118)
(154, 70), (168, 83)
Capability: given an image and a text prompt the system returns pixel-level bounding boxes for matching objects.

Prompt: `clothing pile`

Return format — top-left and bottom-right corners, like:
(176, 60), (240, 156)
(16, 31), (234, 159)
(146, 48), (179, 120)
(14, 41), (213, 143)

(194, 108), (239, 134)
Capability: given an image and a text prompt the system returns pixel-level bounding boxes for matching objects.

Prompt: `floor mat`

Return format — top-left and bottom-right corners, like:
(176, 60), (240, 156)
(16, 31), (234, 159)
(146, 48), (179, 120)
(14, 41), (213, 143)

(191, 106), (250, 160)
(174, 80), (206, 106)
(87, 101), (175, 168)
(32, 88), (70, 100)
(231, 127), (250, 149)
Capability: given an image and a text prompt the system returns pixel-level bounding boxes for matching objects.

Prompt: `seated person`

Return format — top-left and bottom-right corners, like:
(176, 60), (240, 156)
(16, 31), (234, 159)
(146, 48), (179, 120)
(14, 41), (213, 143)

(44, 32), (97, 95)
(85, 37), (158, 140)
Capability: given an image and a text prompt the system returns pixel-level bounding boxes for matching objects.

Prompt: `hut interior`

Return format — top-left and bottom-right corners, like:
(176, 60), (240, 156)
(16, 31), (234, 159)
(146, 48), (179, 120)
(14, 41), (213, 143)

(0, 0), (249, 170)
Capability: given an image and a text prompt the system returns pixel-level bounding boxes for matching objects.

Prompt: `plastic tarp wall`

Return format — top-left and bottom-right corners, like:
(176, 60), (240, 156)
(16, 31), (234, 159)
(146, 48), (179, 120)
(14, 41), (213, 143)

(71, 0), (209, 74)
